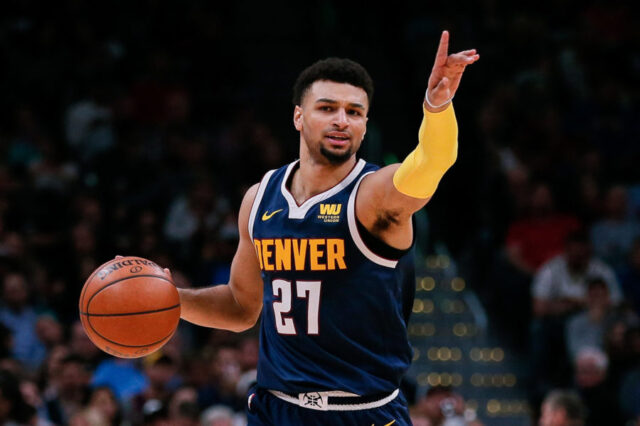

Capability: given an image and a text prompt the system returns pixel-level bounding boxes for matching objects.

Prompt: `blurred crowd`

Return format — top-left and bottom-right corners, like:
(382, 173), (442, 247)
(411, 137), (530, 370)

(461, 0), (640, 422)
(1, 0), (639, 425)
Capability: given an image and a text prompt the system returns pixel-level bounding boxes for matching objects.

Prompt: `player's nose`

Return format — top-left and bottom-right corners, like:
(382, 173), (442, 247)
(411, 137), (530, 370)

(332, 108), (349, 128)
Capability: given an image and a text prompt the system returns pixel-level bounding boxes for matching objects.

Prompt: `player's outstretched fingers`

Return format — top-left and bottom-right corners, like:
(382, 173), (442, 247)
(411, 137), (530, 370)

(447, 53), (479, 66)
(434, 30), (450, 67)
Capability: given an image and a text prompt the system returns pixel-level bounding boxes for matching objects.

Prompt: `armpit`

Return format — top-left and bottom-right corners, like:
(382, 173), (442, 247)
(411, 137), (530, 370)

(371, 209), (402, 234)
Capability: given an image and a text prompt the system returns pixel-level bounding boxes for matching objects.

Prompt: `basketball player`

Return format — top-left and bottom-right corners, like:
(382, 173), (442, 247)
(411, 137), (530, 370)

(176, 31), (478, 425)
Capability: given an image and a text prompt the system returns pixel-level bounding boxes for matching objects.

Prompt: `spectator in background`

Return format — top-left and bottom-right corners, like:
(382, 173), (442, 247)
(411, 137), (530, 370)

(91, 357), (148, 403)
(603, 315), (640, 391)
(0, 271), (47, 370)
(88, 386), (120, 425)
(39, 345), (70, 403)
(413, 385), (482, 426)
(43, 354), (91, 425)
(538, 390), (585, 426)
(69, 321), (103, 369)
(6, 106), (46, 171)
(163, 178), (231, 262)
(68, 221), (102, 290)
(532, 230), (622, 319)
(69, 386), (120, 426)
(130, 355), (179, 424)
(565, 278), (614, 360)
(34, 314), (64, 351)
(506, 182), (580, 275)
(64, 87), (115, 165)
(618, 238), (640, 316)
(590, 185), (640, 271)
(573, 347), (623, 426)
(27, 138), (77, 195)
(140, 397), (168, 425)
(0, 369), (37, 426)
(234, 337), (258, 400)
(204, 344), (243, 411)
(493, 182), (581, 351)
(167, 386), (200, 426)
(19, 379), (53, 425)
(200, 404), (239, 426)
(182, 354), (213, 410)
(530, 230), (622, 397)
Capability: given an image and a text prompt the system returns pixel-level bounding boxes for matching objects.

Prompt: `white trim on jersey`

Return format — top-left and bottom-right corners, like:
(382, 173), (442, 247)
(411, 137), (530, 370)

(248, 169), (276, 241)
(347, 173), (399, 269)
(281, 159), (367, 219)
(268, 388), (400, 411)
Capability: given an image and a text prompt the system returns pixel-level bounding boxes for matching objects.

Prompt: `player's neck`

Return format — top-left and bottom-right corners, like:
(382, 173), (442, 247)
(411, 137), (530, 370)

(290, 153), (357, 205)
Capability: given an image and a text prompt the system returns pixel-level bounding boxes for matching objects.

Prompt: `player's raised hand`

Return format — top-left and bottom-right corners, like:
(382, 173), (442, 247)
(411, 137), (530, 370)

(426, 30), (479, 111)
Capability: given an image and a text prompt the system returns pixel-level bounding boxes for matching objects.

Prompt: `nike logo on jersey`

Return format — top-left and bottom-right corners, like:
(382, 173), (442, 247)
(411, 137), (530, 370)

(262, 209), (283, 221)
(371, 421), (395, 426)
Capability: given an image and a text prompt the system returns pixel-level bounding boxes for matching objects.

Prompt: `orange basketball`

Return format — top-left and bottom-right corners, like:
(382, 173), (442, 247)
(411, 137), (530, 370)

(79, 256), (180, 358)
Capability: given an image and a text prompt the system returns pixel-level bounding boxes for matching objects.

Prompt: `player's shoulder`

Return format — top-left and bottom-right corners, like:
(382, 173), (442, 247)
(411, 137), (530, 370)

(241, 183), (260, 212)
(240, 164), (289, 211)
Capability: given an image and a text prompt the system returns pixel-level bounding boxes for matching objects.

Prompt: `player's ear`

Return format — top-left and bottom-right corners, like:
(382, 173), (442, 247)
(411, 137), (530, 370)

(293, 106), (303, 131)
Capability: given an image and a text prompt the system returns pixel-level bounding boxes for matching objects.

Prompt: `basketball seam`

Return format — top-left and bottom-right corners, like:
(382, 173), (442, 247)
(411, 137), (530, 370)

(86, 274), (174, 309)
(88, 327), (176, 349)
(80, 304), (180, 317)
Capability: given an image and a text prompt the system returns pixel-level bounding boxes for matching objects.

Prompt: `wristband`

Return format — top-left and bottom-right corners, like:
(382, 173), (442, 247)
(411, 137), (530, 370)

(425, 88), (453, 109)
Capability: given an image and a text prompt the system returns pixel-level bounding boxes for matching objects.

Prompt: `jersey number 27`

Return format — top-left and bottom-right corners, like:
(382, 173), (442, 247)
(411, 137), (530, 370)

(272, 279), (321, 335)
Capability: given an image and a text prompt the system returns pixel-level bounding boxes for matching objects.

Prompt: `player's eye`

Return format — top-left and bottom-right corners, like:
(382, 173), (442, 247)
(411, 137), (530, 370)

(319, 106), (333, 112)
(348, 109), (362, 116)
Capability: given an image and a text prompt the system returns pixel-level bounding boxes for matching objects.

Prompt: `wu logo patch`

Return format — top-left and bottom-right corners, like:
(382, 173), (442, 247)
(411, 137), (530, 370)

(318, 204), (341, 223)
(320, 204), (341, 215)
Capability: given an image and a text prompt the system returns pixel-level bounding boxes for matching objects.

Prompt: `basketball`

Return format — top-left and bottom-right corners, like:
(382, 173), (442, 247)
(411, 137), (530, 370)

(79, 256), (180, 358)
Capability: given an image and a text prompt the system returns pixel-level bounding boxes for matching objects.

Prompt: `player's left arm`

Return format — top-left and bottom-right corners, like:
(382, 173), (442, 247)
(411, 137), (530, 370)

(357, 31), (479, 249)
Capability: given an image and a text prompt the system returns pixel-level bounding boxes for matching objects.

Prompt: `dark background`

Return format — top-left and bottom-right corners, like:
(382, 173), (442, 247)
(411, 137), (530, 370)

(0, 1), (638, 425)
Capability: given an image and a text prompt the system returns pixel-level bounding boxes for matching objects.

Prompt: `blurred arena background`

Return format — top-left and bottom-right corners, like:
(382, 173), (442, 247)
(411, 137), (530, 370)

(1, 1), (639, 425)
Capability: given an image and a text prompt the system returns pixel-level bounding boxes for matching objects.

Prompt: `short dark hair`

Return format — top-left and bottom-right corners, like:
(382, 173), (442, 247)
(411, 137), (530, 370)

(292, 58), (374, 106)
(543, 390), (586, 424)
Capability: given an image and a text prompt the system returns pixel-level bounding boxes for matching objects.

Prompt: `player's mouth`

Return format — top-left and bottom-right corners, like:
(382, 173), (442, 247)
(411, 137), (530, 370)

(325, 132), (351, 147)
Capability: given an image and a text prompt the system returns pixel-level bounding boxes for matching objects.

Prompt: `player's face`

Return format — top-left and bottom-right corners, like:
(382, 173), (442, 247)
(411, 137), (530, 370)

(294, 80), (368, 165)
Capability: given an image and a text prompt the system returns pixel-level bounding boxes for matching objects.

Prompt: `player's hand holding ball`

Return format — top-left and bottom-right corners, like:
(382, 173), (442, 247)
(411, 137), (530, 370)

(78, 256), (180, 358)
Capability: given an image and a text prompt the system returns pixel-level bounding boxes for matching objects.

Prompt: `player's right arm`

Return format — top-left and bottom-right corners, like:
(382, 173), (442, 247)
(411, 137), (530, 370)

(177, 184), (263, 332)
(356, 31), (478, 249)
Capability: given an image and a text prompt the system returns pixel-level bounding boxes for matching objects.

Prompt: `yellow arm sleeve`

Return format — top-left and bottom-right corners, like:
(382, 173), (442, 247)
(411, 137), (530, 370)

(392, 102), (458, 199)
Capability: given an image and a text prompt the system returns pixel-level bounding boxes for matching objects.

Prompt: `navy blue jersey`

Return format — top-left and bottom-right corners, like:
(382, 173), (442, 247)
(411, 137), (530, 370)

(249, 159), (414, 395)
